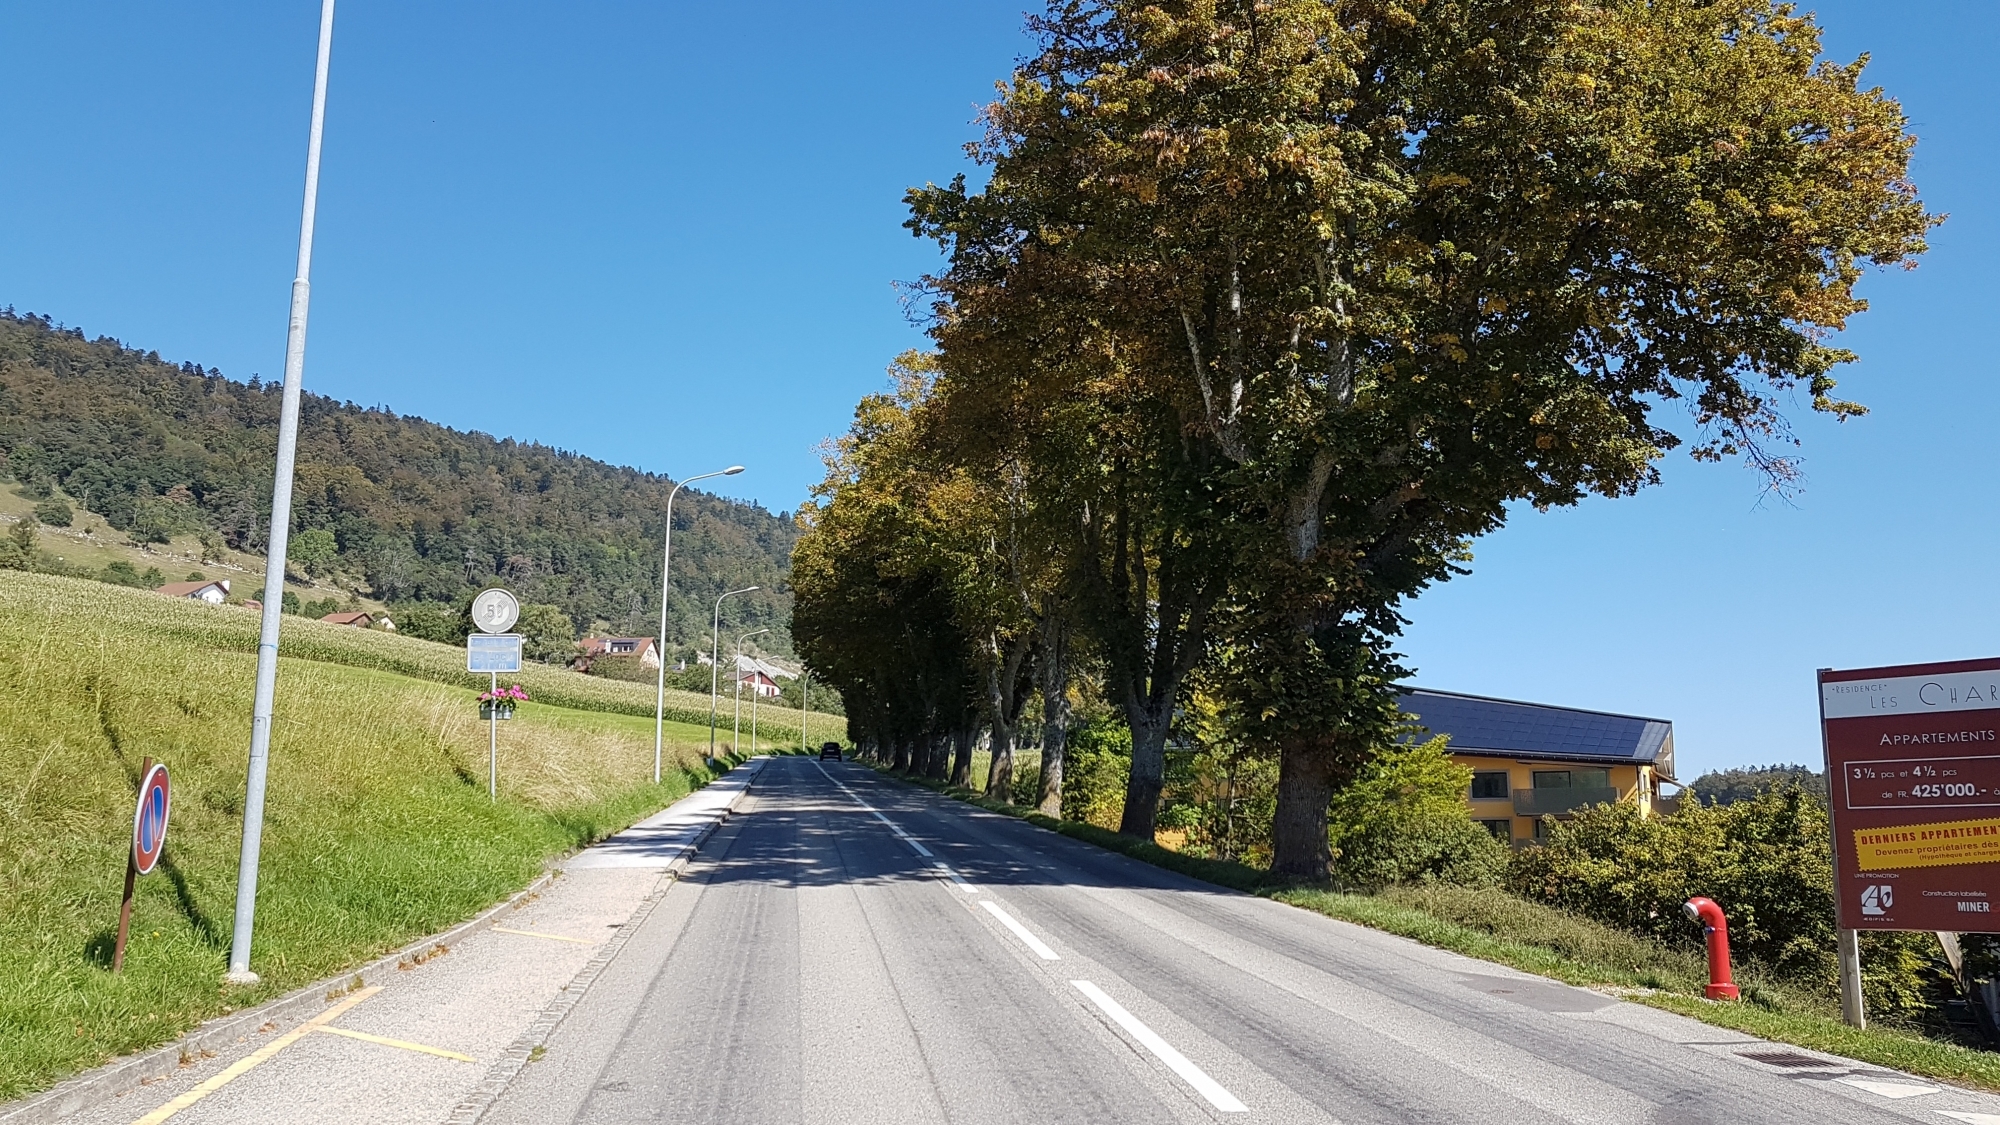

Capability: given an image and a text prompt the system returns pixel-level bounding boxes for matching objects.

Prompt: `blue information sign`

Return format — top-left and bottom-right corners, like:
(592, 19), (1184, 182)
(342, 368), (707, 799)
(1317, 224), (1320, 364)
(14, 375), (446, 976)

(467, 633), (523, 673)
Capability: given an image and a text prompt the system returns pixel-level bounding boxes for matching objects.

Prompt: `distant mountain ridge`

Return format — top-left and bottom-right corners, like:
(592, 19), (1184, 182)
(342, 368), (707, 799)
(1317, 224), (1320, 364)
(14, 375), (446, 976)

(0, 309), (793, 650)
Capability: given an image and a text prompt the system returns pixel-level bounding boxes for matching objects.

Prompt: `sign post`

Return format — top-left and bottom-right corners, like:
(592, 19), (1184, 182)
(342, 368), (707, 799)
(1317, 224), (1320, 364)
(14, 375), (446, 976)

(1819, 658), (2000, 1027)
(115, 759), (171, 972)
(468, 589), (522, 801)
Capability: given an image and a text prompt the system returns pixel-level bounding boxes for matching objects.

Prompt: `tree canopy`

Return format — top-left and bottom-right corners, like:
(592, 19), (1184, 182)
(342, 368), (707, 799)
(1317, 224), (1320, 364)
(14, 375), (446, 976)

(796, 0), (1933, 879)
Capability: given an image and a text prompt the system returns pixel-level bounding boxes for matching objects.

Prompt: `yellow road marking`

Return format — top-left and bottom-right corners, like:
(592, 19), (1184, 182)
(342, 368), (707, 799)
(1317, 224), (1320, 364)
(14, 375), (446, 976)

(316, 1025), (475, 1062)
(131, 987), (381, 1125)
(491, 926), (595, 945)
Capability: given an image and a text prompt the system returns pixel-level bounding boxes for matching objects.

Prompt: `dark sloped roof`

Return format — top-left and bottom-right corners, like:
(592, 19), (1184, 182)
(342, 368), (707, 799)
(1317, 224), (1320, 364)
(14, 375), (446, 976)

(1398, 688), (1673, 768)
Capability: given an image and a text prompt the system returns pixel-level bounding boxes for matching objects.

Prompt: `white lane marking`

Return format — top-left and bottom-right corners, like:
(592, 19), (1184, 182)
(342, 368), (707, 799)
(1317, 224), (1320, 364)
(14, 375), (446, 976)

(981, 900), (1061, 960)
(1070, 980), (1248, 1113)
(815, 761), (934, 857)
(1837, 1077), (1937, 1099)
(935, 862), (979, 893)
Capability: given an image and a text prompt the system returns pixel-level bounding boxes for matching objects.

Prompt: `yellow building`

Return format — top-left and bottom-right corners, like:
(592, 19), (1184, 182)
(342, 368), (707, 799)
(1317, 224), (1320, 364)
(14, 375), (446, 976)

(1399, 688), (1679, 846)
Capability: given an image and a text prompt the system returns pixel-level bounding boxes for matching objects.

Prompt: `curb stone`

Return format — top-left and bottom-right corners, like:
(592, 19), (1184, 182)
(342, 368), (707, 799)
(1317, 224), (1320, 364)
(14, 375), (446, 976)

(0, 759), (764, 1125)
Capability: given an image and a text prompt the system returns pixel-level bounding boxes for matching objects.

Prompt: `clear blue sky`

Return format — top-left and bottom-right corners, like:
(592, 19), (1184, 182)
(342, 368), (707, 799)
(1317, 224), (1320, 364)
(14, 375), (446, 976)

(0, 3), (1991, 779)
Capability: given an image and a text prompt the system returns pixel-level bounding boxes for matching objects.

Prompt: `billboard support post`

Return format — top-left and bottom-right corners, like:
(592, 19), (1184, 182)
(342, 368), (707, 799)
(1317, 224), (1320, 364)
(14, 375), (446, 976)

(1839, 928), (1865, 1028)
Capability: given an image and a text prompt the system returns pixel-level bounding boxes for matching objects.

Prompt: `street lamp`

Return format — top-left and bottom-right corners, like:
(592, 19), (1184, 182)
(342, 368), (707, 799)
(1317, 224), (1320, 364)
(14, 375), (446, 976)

(228, 0), (337, 987)
(709, 586), (758, 763)
(652, 465), (744, 784)
(735, 628), (770, 754)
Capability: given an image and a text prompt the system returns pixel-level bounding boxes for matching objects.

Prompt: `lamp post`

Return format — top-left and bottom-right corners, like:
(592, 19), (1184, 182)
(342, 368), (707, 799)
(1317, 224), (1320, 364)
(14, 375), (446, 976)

(709, 586), (758, 763)
(735, 628), (770, 754)
(799, 671), (810, 753)
(227, 0), (337, 987)
(652, 465), (744, 784)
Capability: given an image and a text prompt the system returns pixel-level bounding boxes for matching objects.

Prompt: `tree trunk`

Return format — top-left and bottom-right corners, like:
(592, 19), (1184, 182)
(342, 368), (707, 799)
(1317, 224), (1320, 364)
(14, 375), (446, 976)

(1118, 714), (1170, 839)
(891, 736), (911, 774)
(1035, 619), (1070, 816)
(924, 732), (951, 780)
(1269, 732), (1338, 882)
(950, 722), (976, 788)
(985, 717), (1015, 801)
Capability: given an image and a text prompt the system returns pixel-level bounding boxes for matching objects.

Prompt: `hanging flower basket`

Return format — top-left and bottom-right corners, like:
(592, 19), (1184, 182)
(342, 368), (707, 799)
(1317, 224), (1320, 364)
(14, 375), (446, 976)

(479, 684), (527, 720)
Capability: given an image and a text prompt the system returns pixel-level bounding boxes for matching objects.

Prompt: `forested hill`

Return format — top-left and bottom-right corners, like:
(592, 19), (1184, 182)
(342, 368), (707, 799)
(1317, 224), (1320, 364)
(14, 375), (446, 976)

(0, 310), (794, 651)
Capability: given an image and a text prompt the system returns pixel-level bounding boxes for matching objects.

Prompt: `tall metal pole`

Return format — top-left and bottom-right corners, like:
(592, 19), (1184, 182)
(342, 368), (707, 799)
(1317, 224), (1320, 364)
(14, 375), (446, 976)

(708, 586), (758, 762)
(651, 466), (742, 784)
(800, 672), (810, 752)
(735, 628), (768, 754)
(228, 0), (337, 986)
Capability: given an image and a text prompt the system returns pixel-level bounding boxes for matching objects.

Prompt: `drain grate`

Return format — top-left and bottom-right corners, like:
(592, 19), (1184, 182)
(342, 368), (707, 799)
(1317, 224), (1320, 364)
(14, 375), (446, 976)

(1739, 1051), (1842, 1069)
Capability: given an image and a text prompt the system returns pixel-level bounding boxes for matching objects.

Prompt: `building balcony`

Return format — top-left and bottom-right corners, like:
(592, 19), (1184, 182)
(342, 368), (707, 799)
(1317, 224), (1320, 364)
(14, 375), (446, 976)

(1513, 786), (1619, 818)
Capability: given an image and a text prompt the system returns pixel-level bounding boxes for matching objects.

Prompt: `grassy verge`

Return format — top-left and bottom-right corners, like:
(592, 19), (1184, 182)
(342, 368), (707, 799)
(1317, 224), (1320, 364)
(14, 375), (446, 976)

(871, 762), (2000, 1092)
(0, 572), (750, 1101)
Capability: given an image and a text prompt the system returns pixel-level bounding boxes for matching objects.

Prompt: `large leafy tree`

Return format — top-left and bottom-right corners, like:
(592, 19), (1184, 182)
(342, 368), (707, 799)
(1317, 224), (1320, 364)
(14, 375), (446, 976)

(912, 0), (1933, 876)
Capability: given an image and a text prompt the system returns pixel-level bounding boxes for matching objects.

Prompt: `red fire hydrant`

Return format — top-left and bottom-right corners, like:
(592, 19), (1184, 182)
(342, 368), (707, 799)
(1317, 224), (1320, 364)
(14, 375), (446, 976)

(1682, 896), (1740, 1001)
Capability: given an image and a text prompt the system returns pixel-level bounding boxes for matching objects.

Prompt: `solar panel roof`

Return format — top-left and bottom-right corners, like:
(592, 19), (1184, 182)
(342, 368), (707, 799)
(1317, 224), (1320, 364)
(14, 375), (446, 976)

(1398, 688), (1673, 769)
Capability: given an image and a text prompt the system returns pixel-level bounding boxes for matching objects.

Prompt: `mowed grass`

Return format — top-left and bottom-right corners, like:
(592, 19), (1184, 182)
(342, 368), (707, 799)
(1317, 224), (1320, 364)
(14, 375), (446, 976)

(0, 571), (786, 1101)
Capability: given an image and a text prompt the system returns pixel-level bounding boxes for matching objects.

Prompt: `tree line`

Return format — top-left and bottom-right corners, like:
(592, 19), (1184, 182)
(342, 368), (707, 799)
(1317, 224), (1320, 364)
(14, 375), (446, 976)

(0, 310), (795, 651)
(791, 0), (1933, 881)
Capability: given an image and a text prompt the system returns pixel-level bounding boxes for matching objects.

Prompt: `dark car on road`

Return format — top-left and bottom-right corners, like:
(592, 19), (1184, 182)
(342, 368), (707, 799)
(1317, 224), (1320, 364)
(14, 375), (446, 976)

(818, 741), (843, 761)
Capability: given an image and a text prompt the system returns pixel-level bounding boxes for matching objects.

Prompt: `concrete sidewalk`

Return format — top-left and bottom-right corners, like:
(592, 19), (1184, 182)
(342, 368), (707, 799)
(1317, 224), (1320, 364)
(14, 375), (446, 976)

(12, 758), (766, 1125)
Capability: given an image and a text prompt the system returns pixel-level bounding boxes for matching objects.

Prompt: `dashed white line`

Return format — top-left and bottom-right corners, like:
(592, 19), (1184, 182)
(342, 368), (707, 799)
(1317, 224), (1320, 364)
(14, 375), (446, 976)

(934, 862), (979, 893)
(981, 900), (1061, 960)
(1070, 980), (1248, 1113)
(810, 762), (1246, 1114)
(815, 761), (934, 857)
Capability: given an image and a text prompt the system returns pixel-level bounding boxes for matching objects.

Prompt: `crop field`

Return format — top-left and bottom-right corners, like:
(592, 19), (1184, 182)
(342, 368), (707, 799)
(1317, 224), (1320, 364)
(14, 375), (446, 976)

(0, 571), (836, 1100)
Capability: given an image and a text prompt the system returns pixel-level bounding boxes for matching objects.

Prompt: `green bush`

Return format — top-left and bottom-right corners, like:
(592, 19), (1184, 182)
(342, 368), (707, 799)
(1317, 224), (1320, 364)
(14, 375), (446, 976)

(287, 527), (339, 578)
(1062, 717), (1130, 829)
(1328, 735), (1505, 890)
(1508, 788), (1832, 970)
(100, 560), (159, 589)
(0, 521), (34, 570)
(393, 601), (468, 645)
(1507, 787), (1954, 1020)
(1335, 813), (1509, 890)
(517, 603), (576, 663)
(31, 497), (70, 527)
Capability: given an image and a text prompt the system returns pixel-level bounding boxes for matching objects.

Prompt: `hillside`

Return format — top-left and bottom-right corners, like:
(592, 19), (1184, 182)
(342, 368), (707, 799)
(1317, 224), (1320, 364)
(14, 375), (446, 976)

(0, 309), (794, 653)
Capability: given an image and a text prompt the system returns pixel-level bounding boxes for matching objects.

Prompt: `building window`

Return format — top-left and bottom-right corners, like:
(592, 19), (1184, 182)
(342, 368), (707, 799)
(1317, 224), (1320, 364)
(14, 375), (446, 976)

(1532, 768), (1610, 790)
(1470, 771), (1509, 800)
(1476, 818), (1512, 842)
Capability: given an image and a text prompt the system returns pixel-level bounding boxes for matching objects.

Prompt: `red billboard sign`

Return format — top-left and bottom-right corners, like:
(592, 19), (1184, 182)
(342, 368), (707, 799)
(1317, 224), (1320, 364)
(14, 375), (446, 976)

(1821, 658), (2000, 932)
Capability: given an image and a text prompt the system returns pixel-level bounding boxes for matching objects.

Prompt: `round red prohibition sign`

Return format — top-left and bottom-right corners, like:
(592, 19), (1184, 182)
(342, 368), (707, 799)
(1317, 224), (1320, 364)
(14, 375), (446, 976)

(132, 763), (171, 875)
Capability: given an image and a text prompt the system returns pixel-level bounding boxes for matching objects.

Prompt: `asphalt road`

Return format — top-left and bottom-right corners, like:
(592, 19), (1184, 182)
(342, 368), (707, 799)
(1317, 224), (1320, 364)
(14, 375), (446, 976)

(481, 757), (2000, 1125)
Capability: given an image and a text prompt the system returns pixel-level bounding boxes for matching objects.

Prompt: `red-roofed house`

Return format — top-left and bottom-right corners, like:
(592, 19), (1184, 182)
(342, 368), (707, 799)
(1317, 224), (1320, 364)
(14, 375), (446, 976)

(155, 579), (230, 604)
(320, 611), (374, 628)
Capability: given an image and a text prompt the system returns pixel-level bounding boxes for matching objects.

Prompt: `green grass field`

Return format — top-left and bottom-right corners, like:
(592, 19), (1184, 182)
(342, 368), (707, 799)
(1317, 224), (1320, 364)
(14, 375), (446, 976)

(0, 570), (842, 1101)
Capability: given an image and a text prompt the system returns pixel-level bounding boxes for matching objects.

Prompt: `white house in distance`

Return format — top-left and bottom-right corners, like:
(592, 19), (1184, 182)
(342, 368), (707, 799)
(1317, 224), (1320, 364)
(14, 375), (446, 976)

(695, 651), (797, 697)
(155, 578), (229, 604)
(578, 636), (661, 670)
(733, 654), (795, 699)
